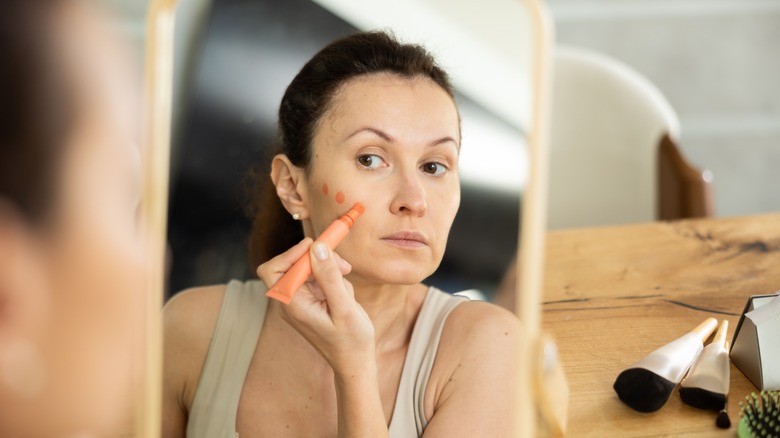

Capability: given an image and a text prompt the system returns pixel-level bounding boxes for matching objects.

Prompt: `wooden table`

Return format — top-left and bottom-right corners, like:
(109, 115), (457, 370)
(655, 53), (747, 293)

(542, 214), (780, 437)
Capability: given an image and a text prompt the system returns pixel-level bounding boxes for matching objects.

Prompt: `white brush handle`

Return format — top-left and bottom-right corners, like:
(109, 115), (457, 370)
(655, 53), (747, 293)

(713, 320), (729, 348)
(680, 341), (730, 394)
(690, 318), (718, 343)
(632, 333), (704, 384)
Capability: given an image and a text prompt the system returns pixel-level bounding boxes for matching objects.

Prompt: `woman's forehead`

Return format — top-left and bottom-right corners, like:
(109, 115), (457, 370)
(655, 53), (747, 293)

(316, 74), (461, 145)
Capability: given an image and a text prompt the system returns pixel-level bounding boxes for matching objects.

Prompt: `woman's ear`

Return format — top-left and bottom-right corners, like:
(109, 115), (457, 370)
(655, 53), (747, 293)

(271, 154), (310, 220)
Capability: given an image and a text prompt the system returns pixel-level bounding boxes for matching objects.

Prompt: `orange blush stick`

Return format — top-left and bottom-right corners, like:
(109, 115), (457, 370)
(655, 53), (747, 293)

(266, 202), (364, 304)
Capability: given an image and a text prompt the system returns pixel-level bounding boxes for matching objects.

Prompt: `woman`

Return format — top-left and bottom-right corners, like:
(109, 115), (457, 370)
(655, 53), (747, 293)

(163, 32), (522, 437)
(0, 0), (145, 436)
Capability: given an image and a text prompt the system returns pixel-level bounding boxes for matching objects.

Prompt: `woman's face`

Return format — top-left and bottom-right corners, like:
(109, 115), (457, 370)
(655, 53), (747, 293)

(0, 2), (145, 436)
(302, 74), (461, 287)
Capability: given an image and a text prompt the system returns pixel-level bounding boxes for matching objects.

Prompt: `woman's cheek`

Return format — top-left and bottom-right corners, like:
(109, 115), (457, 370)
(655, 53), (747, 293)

(316, 180), (361, 211)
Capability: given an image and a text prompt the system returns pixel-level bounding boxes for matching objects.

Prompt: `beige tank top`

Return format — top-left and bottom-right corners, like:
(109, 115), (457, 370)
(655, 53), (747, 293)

(186, 280), (467, 438)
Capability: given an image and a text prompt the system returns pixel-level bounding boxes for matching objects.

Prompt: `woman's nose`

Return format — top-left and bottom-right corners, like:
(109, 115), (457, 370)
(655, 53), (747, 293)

(389, 172), (427, 217)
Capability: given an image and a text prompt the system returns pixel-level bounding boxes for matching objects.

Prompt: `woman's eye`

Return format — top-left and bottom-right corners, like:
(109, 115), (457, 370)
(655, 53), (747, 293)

(357, 154), (385, 169)
(421, 162), (447, 176)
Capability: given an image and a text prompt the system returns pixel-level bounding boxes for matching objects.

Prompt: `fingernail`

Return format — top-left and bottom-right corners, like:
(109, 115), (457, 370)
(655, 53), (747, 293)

(313, 242), (329, 261)
(336, 257), (352, 271)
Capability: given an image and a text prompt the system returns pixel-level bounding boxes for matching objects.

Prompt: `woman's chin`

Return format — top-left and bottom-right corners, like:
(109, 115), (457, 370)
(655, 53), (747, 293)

(348, 263), (437, 287)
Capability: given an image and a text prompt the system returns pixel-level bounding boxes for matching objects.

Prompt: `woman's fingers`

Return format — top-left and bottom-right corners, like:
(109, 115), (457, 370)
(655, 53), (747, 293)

(277, 243), (375, 372)
(333, 251), (352, 276)
(256, 237), (313, 286)
(309, 242), (351, 316)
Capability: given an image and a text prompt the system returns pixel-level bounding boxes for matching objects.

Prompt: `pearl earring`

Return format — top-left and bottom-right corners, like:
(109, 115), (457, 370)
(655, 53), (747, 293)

(292, 212), (301, 220)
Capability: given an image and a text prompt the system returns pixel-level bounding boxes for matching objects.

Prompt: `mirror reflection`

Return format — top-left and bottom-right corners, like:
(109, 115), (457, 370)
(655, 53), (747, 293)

(161, 0), (532, 436)
(166, 0), (529, 298)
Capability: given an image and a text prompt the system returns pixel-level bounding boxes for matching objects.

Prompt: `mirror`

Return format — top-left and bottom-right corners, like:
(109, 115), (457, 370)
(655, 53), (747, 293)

(142, 0), (559, 435)
(167, 0), (528, 303)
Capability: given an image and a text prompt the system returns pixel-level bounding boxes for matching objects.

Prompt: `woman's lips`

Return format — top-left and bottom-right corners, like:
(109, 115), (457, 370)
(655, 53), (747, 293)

(380, 231), (428, 249)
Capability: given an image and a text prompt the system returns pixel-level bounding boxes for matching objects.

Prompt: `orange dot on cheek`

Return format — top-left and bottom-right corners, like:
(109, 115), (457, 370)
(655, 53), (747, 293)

(322, 183), (329, 195)
(335, 192), (345, 204)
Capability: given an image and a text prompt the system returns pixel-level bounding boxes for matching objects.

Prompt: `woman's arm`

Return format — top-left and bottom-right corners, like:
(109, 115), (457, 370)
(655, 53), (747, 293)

(258, 239), (389, 438)
(333, 361), (387, 437)
(422, 302), (524, 437)
(161, 286), (225, 438)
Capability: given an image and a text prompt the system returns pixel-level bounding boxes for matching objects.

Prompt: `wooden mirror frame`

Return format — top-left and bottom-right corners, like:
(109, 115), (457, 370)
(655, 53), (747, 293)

(136, 0), (177, 435)
(514, 1), (567, 436)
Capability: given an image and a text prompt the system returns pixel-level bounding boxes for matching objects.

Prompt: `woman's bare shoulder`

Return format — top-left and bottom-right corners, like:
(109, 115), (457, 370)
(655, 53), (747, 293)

(443, 299), (523, 345)
(425, 300), (523, 425)
(163, 284), (227, 346)
(162, 284), (228, 410)
(432, 299), (524, 381)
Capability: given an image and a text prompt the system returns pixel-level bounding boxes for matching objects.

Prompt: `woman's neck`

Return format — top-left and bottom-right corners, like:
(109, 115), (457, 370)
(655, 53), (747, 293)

(347, 277), (428, 353)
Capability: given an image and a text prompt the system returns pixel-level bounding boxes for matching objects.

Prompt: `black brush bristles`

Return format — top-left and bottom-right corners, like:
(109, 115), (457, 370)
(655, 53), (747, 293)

(613, 368), (677, 413)
(739, 391), (780, 438)
(716, 409), (731, 429)
(680, 387), (727, 411)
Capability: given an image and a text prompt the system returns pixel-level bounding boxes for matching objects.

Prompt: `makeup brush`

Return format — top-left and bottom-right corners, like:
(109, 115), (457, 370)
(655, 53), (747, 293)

(680, 320), (730, 411)
(737, 391), (779, 438)
(613, 317), (718, 413)
(717, 394), (731, 429)
(716, 341), (732, 429)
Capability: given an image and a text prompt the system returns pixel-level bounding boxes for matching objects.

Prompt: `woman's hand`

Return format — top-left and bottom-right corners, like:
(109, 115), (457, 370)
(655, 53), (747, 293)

(256, 238), (376, 375)
(259, 238), (390, 437)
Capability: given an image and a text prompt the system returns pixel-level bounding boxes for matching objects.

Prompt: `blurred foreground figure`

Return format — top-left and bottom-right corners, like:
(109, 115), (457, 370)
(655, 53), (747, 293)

(0, 0), (146, 436)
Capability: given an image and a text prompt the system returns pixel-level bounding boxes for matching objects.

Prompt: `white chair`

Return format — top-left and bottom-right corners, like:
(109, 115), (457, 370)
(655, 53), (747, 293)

(547, 46), (713, 230)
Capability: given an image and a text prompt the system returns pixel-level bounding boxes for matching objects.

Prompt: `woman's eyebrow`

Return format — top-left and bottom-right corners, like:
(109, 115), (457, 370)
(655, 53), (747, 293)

(430, 136), (458, 147)
(346, 127), (393, 142)
(346, 127), (459, 148)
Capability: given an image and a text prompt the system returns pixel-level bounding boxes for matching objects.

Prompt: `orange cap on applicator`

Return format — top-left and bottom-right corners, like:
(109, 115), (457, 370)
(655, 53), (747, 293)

(266, 203), (364, 304)
(339, 202), (363, 227)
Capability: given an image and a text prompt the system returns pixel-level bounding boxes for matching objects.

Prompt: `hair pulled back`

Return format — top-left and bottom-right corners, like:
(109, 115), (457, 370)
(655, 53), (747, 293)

(0, 0), (73, 222)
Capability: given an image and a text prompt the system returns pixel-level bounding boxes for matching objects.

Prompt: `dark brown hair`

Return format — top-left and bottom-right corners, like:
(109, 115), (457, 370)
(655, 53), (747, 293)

(247, 31), (456, 269)
(0, 0), (73, 222)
